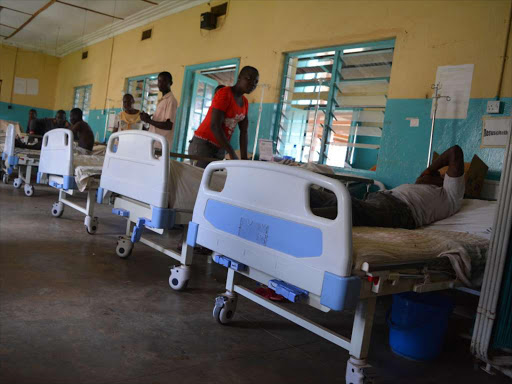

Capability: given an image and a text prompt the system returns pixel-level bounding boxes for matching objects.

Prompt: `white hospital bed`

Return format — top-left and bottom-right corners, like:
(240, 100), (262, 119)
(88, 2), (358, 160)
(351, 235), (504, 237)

(98, 130), (227, 290)
(36, 129), (104, 234)
(186, 160), (493, 384)
(1, 124), (39, 196)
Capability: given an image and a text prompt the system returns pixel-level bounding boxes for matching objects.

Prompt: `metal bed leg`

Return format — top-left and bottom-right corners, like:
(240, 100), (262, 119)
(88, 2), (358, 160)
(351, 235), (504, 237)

(84, 189), (98, 234)
(23, 165), (34, 196)
(169, 226), (193, 291)
(213, 268), (238, 324)
(115, 219), (134, 259)
(13, 167), (23, 189)
(346, 297), (377, 384)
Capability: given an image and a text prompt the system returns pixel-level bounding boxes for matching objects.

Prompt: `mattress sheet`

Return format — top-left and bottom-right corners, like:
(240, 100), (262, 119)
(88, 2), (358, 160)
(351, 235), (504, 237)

(352, 226), (488, 287)
(168, 160), (226, 210)
(13, 148), (41, 158)
(423, 199), (497, 240)
(73, 155), (104, 192)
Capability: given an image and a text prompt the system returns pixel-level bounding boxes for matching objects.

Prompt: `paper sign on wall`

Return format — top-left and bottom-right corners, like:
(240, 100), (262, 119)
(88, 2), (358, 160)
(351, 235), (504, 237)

(14, 77), (26, 95)
(432, 64), (474, 119)
(258, 139), (274, 161)
(26, 78), (39, 95)
(481, 117), (512, 148)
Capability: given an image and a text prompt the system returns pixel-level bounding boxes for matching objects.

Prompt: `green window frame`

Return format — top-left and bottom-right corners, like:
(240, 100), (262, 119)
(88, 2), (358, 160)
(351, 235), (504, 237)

(125, 73), (159, 115)
(73, 85), (92, 122)
(274, 39), (395, 170)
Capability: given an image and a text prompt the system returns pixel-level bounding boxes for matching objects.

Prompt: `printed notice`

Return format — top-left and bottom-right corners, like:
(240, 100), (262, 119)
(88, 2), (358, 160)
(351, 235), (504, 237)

(481, 117), (512, 148)
(14, 77), (26, 95)
(26, 78), (39, 95)
(432, 64), (474, 119)
(258, 139), (274, 161)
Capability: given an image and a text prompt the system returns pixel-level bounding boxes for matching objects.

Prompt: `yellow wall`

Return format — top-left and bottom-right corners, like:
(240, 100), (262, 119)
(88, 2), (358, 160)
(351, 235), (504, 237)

(52, 0), (512, 110)
(0, 44), (59, 109)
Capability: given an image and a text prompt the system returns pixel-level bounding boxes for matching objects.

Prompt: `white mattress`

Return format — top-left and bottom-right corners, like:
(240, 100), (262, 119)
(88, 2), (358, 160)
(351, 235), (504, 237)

(424, 199), (497, 240)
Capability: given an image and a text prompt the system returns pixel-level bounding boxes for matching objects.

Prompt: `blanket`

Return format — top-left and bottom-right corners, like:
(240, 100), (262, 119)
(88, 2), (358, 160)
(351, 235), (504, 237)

(352, 227), (489, 287)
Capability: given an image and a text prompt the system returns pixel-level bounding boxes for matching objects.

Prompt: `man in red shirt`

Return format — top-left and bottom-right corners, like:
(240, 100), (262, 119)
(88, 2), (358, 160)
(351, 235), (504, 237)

(188, 66), (259, 168)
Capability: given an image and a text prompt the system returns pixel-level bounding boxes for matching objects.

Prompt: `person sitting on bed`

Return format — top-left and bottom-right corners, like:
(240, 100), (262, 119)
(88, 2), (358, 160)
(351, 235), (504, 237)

(70, 108), (94, 152)
(16, 110), (71, 150)
(28, 110), (70, 136)
(26, 109), (37, 134)
(311, 145), (465, 229)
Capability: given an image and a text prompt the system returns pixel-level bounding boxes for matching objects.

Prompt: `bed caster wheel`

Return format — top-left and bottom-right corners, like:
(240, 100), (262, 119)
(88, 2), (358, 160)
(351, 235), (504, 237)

(2, 174), (9, 184)
(84, 216), (99, 235)
(13, 178), (22, 189)
(116, 237), (133, 258)
(213, 294), (237, 325)
(51, 202), (64, 217)
(24, 184), (34, 197)
(346, 357), (376, 384)
(169, 265), (191, 291)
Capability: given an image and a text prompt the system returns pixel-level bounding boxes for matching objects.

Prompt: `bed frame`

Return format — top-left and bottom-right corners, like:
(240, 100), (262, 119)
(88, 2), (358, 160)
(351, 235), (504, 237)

(37, 129), (100, 234)
(1, 124), (39, 196)
(97, 130), (194, 290)
(186, 160), (463, 384)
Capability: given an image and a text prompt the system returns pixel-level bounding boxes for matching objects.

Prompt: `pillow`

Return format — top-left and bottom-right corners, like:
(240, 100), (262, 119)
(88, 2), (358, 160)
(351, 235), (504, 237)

(464, 154), (488, 198)
(433, 151), (488, 198)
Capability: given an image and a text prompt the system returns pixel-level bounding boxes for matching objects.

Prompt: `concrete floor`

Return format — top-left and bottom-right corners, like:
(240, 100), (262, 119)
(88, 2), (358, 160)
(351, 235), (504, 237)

(0, 182), (510, 384)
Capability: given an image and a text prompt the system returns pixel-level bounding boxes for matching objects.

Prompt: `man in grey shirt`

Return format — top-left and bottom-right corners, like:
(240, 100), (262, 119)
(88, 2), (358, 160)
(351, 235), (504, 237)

(312, 145), (465, 229)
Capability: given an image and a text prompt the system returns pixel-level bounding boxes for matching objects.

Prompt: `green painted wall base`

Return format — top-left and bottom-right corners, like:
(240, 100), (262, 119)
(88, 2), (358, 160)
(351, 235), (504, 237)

(0, 101), (55, 133)
(2, 98), (510, 189)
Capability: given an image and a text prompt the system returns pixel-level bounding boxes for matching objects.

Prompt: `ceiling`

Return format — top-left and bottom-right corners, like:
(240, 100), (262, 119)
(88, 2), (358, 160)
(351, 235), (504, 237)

(0, 0), (207, 56)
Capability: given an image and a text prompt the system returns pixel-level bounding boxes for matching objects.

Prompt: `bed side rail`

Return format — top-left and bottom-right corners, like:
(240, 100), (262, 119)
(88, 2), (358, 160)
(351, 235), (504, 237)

(191, 160), (354, 277)
(99, 130), (169, 209)
(37, 129), (74, 183)
(2, 124), (15, 158)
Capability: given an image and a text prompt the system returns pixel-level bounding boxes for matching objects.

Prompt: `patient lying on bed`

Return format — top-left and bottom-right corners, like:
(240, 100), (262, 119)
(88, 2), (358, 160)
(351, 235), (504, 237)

(312, 145), (465, 229)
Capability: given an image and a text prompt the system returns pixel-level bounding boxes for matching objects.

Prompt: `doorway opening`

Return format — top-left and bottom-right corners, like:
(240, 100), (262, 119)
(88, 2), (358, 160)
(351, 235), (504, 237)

(175, 59), (239, 154)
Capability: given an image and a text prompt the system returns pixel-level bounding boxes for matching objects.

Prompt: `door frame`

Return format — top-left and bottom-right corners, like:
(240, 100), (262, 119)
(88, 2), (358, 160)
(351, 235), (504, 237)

(174, 58), (240, 154)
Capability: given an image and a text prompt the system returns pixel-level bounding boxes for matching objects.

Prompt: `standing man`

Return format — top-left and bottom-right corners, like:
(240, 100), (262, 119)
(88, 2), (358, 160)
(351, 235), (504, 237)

(70, 108), (94, 151)
(188, 66), (259, 168)
(139, 72), (178, 152)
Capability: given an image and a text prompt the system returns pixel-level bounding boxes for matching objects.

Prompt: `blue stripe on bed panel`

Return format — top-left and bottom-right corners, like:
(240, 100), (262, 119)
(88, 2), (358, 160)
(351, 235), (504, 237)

(204, 199), (323, 258)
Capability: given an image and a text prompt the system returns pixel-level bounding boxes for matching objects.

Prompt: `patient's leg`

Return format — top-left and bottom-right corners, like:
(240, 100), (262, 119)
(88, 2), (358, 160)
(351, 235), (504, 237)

(310, 189), (416, 228)
(352, 193), (417, 228)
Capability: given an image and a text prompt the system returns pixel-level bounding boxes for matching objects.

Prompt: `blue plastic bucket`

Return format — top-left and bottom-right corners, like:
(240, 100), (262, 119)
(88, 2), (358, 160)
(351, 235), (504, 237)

(388, 292), (455, 361)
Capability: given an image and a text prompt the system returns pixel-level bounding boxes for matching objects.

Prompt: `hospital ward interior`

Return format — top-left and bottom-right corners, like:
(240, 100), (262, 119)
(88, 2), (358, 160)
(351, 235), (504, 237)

(1, 0), (512, 383)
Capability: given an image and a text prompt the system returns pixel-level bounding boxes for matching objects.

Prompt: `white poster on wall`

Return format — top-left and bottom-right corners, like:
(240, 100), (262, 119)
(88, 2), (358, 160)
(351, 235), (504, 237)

(481, 117), (512, 148)
(258, 139), (274, 161)
(14, 77), (26, 95)
(432, 64), (474, 119)
(26, 78), (39, 95)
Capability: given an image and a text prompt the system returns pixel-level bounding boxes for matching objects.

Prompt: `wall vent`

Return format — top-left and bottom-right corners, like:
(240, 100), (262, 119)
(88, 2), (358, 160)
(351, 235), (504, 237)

(141, 29), (152, 41)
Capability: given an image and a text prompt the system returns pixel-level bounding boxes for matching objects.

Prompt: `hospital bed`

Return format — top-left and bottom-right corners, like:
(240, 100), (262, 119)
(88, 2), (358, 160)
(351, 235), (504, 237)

(36, 129), (104, 234)
(1, 124), (39, 196)
(97, 130), (228, 290)
(186, 161), (493, 384)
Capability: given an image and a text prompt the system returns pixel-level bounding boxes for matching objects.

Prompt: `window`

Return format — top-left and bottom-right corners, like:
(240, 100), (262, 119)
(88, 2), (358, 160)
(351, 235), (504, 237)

(73, 85), (92, 122)
(276, 39), (395, 170)
(126, 74), (158, 115)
